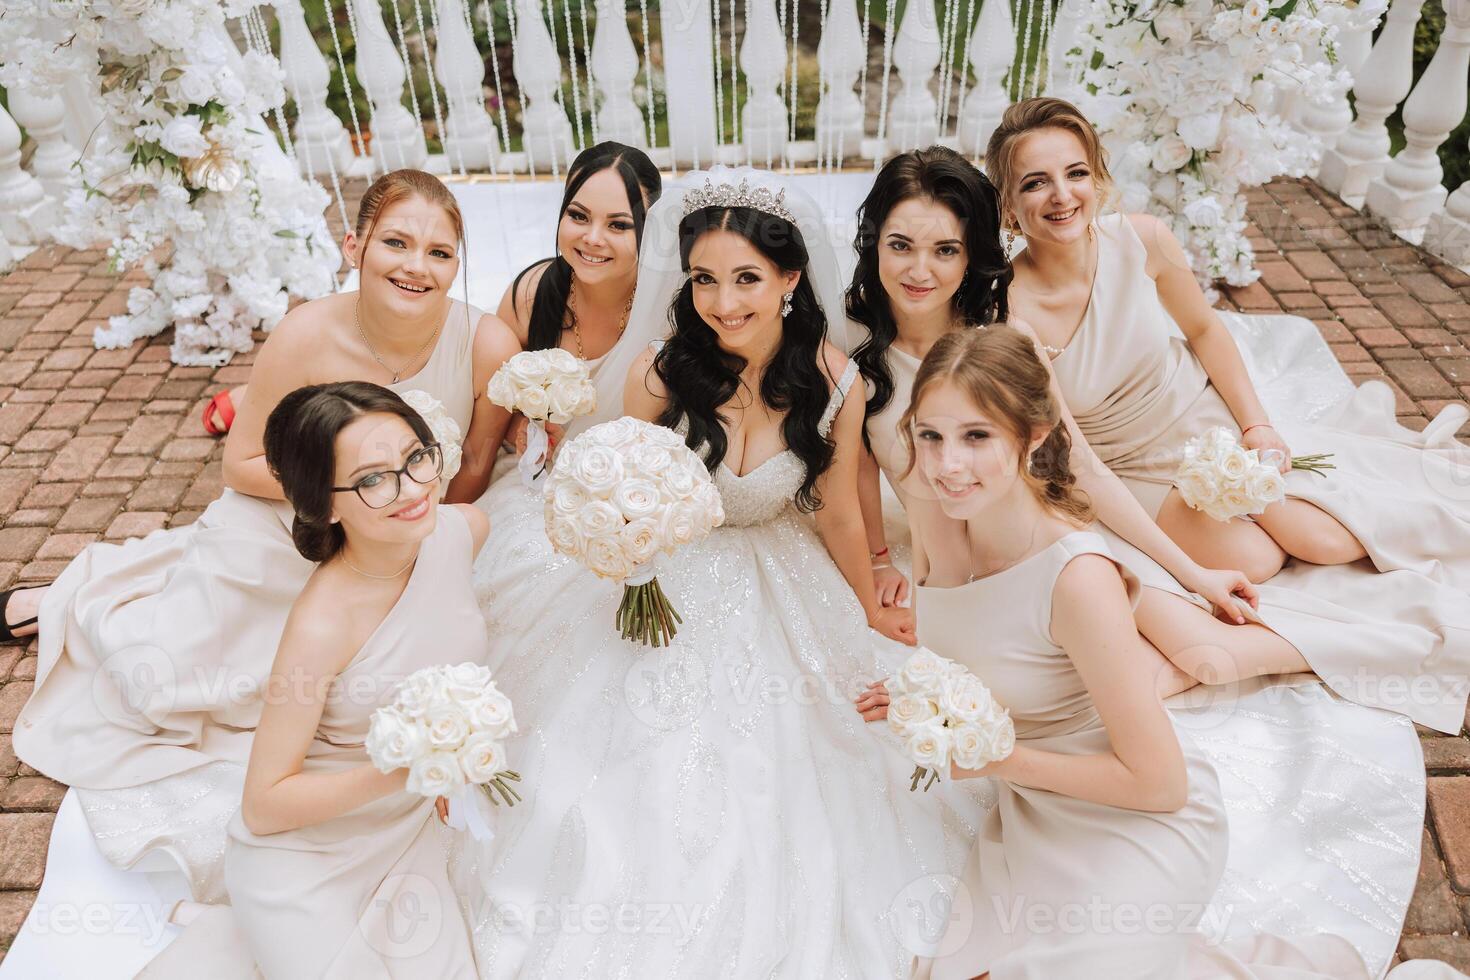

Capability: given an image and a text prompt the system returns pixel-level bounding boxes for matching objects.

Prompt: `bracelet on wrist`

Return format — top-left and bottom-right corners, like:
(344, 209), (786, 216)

(1240, 422), (1274, 437)
(869, 546), (890, 562)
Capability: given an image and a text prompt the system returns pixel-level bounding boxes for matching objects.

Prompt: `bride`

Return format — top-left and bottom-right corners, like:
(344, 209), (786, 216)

(458, 167), (984, 978)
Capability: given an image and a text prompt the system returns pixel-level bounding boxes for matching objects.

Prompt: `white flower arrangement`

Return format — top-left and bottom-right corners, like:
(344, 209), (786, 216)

(0, 0), (338, 366)
(366, 662), (521, 840)
(1175, 426), (1333, 521)
(887, 647), (1015, 792)
(486, 348), (597, 485)
(398, 389), (464, 484)
(1075, 0), (1386, 289)
(543, 417), (725, 647)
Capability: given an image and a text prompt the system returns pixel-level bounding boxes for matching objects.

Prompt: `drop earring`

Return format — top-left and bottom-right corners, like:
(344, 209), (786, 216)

(1002, 225), (1017, 255)
(781, 291), (794, 318)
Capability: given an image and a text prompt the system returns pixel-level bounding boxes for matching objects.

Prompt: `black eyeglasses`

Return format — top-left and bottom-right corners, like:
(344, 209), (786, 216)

(333, 444), (443, 509)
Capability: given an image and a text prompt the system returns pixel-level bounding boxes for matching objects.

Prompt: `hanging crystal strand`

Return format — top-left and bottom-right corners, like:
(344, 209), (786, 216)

(741, 0), (790, 168)
(874, 0), (898, 163)
(354, 0), (428, 170)
(817, 0), (864, 170)
(1012, 0), (1037, 101)
(515, 0), (576, 173)
(936, 0), (961, 139)
(559, 0), (588, 149)
(744, 0), (754, 167)
(1046, 0), (1082, 102)
(320, 0), (370, 176)
(406, 0), (456, 173)
(7, 90), (78, 205)
(276, 0), (356, 176)
(816, 0), (831, 170)
(634, 0), (657, 151)
(384, 0), (429, 161)
(0, 100), (46, 247)
(787, 0), (800, 153)
(590, 0), (646, 146)
(433, 0), (500, 170)
(712, 0), (727, 148)
(950, 0), (978, 151)
(576, 0), (600, 145)
(888, 0), (941, 151)
(478, 0), (515, 158)
(957, 0), (1014, 157)
(423, 0), (469, 173)
(246, 9), (299, 168)
(457, 0), (504, 172)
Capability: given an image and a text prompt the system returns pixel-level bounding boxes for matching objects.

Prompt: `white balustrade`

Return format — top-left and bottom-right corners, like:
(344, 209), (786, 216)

(1293, 4), (1380, 156)
(0, 100), (47, 247)
(659, 0), (718, 167)
(513, 0), (576, 173)
(434, 0), (500, 170)
(815, 0), (865, 164)
(61, 75), (104, 153)
(0, 223), (13, 273)
(589, 0), (646, 147)
(887, 0), (942, 151)
(740, 0), (789, 167)
(957, 0), (1015, 156)
(1365, 2), (1470, 239)
(354, 0), (430, 170)
(1318, 0), (1427, 205)
(274, 0), (356, 176)
(7, 89), (78, 205)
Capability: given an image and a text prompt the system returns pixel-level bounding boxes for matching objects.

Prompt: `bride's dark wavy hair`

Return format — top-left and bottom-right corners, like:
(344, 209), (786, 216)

(847, 146), (1012, 438)
(511, 141), (662, 352)
(653, 205), (835, 513)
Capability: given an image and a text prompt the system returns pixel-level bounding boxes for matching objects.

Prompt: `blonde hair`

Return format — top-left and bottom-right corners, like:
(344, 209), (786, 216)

(901, 325), (1093, 525)
(354, 169), (466, 257)
(985, 97), (1114, 232)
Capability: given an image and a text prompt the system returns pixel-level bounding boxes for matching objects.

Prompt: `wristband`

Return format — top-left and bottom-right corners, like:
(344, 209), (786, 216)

(1240, 423), (1274, 437)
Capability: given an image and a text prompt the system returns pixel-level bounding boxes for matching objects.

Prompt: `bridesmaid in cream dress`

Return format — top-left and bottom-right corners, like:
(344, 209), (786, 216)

(10, 170), (517, 912)
(984, 98), (1470, 732)
(857, 327), (1465, 980)
(223, 382), (489, 978)
(850, 148), (1441, 976)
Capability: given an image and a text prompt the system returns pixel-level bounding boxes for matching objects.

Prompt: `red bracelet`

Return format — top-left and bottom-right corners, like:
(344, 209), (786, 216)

(1240, 423), (1274, 437)
(870, 547), (890, 561)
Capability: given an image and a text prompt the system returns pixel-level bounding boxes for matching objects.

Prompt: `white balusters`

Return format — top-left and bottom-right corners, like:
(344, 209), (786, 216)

(1364, 4), (1470, 239)
(816, 0), (865, 164)
(61, 75), (105, 153)
(741, 0), (789, 166)
(589, 0), (645, 146)
(1293, 4), (1380, 155)
(957, 0), (1015, 157)
(0, 100), (47, 247)
(434, 0), (500, 169)
(275, 0), (356, 175)
(7, 89), (78, 205)
(887, 0), (941, 151)
(514, 0), (576, 172)
(1425, 139), (1470, 265)
(1318, 0), (1427, 205)
(0, 223), (13, 274)
(1046, 0), (1084, 102)
(354, 0), (429, 169)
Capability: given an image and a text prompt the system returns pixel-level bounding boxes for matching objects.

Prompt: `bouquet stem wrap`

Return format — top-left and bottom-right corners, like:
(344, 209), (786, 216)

(445, 784), (497, 841)
(520, 419), (550, 487)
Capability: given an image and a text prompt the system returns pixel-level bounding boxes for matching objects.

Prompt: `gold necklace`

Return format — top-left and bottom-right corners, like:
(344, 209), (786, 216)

(567, 286), (635, 360)
(355, 300), (441, 384)
(339, 549), (419, 580)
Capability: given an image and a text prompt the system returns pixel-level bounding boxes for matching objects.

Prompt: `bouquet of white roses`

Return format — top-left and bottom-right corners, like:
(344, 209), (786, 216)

(888, 647), (1015, 792)
(487, 349), (597, 485)
(365, 662), (521, 840)
(544, 417), (724, 647)
(1175, 426), (1333, 522)
(399, 389), (464, 484)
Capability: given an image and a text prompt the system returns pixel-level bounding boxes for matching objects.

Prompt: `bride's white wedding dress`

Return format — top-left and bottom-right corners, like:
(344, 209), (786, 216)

(456, 359), (988, 979)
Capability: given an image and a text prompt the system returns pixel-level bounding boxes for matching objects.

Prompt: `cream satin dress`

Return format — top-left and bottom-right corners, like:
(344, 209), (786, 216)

(867, 343), (1426, 975)
(222, 506), (485, 979)
(15, 300), (481, 900)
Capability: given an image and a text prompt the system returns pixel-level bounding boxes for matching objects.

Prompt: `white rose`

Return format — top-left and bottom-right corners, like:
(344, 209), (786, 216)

(486, 368), (516, 409)
(620, 518), (662, 565)
(627, 444), (674, 481)
(1218, 485), (1254, 519)
(905, 720), (951, 769)
(898, 648), (948, 694)
(517, 385), (552, 421)
(1178, 109), (1223, 150)
(424, 703), (471, 751)
(543, 347), (582, 377)
(938, 674), (990, 725)
(661, 462), (698, 499)
(1257, 17), (1284, 40)
(406, 751), (465, 797)
(467, 689), (518, 738)
(365, 708), (426, 772)
(546, 514), (586, 558)
(443, 662), (490, 703)
(584, 534), (633, 580)
(657, 501), (699, 548)
(950, 724), (992, 770)
(1217, 445), (1251, 482)
(172, 65), (217, 105)
(1150, 135), (1192, 173)
(402, 670), (448, 710)
(1241, 0), (1269, 22)
(160, 115), (209, 158)
(507, 350), (551, 388)
(887, 693), (939, 736)
(570, 445), (625, 497)
(1153, 6), (1193, 44)
(457, 731), (507, 783)
(111, 0), (152, 17)
(572, 382), (598, 417)
(1175, 466), (1221, 510)
(692, 483), (724, 528)
(575, 499), (625, 539)
(644, 425), (687, 451)
(547, 383), (584, 425)
(550, 481), (590, 517)
(1245, 466), (1286, 509)
(1182, 195), (1225, 228)
(613, 479), (662, 521)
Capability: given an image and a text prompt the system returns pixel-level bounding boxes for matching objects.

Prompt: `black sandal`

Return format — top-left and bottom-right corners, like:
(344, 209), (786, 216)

(0, 586), (42, 643)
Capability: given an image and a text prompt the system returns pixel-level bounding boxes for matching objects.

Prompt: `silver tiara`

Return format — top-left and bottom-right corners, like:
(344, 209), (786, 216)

(681, 176), (795, 224)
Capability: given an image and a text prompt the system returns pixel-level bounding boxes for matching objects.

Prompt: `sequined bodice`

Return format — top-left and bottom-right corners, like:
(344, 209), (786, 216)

(670, 356), (860, 529)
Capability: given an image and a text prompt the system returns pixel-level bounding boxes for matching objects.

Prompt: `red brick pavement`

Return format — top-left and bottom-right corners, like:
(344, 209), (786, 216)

(0, 176), (1467, 965)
